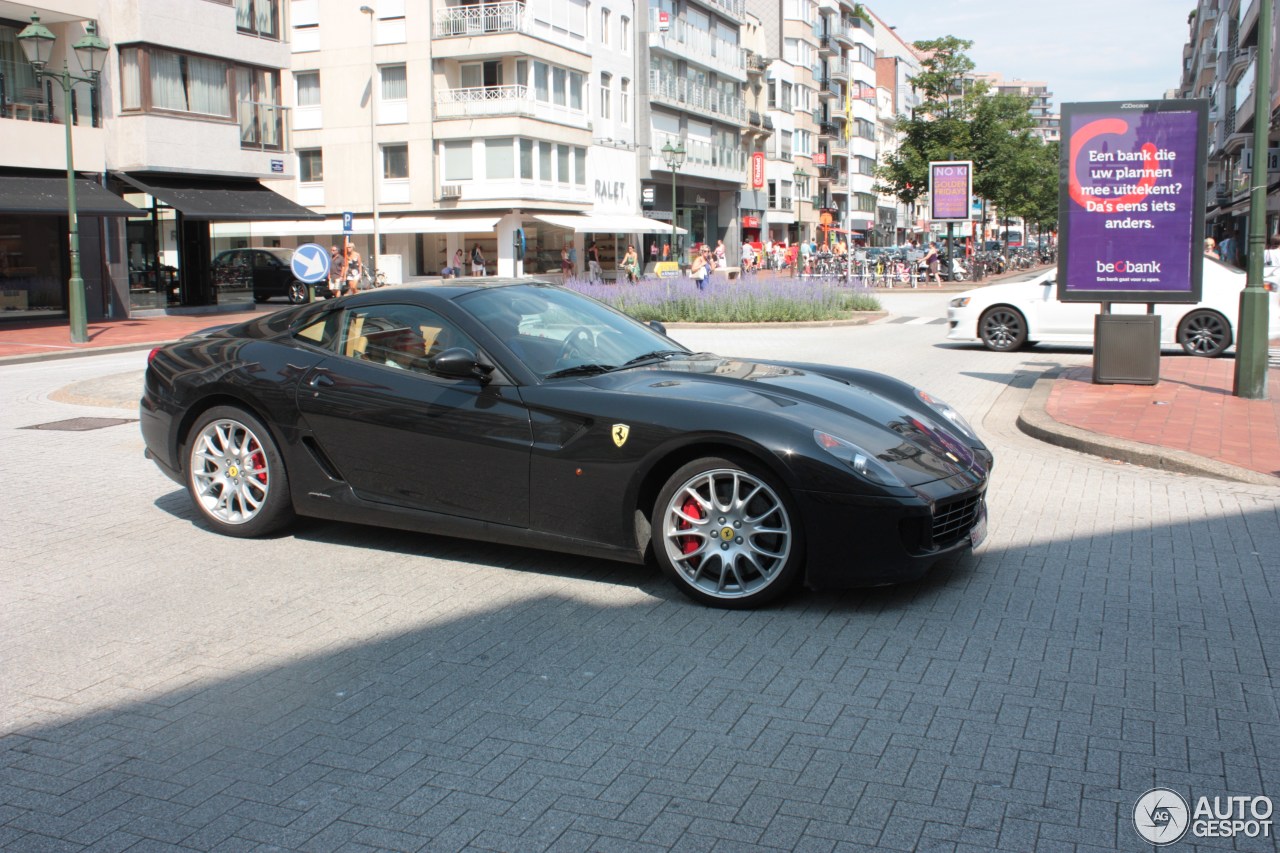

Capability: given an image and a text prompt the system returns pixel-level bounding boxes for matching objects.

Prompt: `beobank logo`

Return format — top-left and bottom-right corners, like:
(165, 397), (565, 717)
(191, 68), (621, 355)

(1096, 259), (1162, 274)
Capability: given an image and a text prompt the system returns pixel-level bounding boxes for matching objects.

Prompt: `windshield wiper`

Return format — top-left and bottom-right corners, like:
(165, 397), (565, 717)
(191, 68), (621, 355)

(621, 349), (686, 367)
(544, 363), (617, 379)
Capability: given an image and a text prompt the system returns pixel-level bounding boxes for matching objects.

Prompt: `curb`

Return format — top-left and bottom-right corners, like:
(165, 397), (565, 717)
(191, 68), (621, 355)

(1016, 370), (1279, 487)
(665, 311), (887, 331)
(0, 341), (174, 367)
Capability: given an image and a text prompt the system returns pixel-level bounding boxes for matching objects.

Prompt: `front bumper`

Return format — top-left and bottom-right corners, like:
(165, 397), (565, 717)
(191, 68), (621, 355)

(796, 479), (987, 590)
(945, 308), (978, 341)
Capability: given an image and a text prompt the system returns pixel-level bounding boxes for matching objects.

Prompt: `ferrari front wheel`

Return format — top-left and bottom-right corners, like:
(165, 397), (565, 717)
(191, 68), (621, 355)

(185, 405), (294, 537)
(652, 456), (803, 608)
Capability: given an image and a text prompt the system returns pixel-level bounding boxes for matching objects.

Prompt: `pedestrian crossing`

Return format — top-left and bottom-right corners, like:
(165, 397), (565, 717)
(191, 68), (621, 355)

(886, 315), (949, 326)
(1270, 347), (1280, 368)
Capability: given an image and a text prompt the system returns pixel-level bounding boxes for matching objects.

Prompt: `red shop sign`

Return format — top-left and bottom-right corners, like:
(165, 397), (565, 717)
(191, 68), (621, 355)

(751, 152), (765, 189)
(742, 215), (760, 229)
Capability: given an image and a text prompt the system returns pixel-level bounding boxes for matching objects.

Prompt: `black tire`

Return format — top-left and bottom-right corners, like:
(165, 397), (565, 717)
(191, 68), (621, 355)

(651, 455), (803, 608)
(287, 281), (308, 304)
(1177, 309), (1232, 357)
(185, 405), (294, 538)
(979, 306), (1028, 352)
(253, 295), (269, 304)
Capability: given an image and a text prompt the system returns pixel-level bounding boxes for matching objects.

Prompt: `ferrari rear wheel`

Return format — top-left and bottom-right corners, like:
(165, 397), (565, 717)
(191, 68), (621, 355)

(185, 406), (294, 537)
(652, 456), (802, 608)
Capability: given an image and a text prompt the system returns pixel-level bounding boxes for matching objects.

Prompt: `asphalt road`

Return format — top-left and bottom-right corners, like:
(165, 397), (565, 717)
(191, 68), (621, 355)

(2, 299), (1277, 852)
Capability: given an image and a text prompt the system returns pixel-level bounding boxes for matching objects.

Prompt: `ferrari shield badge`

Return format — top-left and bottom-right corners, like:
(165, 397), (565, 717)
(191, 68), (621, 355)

(611, 423), (630, 447)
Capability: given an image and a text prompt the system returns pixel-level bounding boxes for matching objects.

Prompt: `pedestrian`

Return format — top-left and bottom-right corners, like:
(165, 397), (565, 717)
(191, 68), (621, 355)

(690, 246), (709, 290)
(1219, 232), (1237, 267)
(620, 245), (640, 283)
(587, 240), (602, 281)
(741, 239), (754, 272)
(924, 241), (941, 285)
(1264, 234), (1280, 273)
(343, 244), (363, 296)
(714, 239), (726, 268)
(561, 244), (573, 277)
(471, 243), (485, 276)
(1204, 237), (1220, 260)
(328, 245), (342, 295)
(650, 242), (659, 263)
(452, 247), (465, 278)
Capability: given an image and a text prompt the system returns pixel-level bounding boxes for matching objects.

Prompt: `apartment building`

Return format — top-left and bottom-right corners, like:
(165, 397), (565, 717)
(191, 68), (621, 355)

(1177, 0), (1277, 259)
(1, 0), (311, 324)
(970, 72), (1059, 143)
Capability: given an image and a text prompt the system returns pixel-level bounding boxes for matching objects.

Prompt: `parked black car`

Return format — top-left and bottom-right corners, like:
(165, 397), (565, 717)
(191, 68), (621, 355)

(141, 281), (992, 608)
(211, 247), (333, 303)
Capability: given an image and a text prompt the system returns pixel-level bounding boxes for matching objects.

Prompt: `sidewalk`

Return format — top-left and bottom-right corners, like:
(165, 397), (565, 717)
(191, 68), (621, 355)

(1, 294), (1277, 485)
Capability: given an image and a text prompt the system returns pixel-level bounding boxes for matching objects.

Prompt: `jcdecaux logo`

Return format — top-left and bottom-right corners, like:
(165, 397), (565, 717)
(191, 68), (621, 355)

(1096, 259), (1162, 274)
(1133, 788), (1273, 845)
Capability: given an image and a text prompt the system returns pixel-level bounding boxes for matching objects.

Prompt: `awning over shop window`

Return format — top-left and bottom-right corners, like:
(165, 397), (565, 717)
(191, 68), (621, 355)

(213, 215), (499, 239)
(534, 213), (688, 235)
(0, 175), (142, 216)
(116, 172), (323, 221)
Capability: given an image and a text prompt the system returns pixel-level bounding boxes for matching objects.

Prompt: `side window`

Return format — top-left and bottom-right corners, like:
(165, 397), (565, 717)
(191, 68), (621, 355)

(338, 305), (474, 374)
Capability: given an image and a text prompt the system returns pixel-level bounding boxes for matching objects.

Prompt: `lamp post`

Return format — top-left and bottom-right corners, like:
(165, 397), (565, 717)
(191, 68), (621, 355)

(359, 6), (380, 286)
(793, 168), (809, 276)
(1234, 0), (1271, 399)
(17, 14), (108, 344)
(661, 140), (685, 265)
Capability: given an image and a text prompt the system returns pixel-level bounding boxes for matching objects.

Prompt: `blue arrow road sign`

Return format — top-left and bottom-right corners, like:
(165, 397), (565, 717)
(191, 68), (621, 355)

(291, 243), (331, 284)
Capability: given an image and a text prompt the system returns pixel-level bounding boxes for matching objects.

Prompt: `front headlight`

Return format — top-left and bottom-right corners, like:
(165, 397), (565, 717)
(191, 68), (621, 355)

(949, 296), (971, 308)
(917, 390), (978, 440)
(814, 430), (905, 488)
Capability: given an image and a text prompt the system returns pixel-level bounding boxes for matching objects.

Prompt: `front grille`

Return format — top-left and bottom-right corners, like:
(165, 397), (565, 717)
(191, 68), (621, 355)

(931, 495), (981, 547)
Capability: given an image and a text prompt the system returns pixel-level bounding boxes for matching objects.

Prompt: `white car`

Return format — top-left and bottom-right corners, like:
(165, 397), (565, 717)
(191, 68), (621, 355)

(946, 260), (1280, 357)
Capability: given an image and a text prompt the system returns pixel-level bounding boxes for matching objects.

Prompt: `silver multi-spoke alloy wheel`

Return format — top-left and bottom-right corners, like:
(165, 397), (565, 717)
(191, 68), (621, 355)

(979, 306), (1027, 351)
(660, 467), (793, 602)
(189, 416), (272, 525)
(1177, 310), (1231, 357)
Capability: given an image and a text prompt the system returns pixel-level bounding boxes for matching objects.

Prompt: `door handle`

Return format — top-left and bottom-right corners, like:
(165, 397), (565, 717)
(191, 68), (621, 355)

(309, 372), (335, 388)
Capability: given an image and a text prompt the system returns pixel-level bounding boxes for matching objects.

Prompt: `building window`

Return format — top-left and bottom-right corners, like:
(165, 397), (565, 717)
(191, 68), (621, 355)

(380, 65), (407, 100)
(620, 15), (630, 50)
(538, 140), (553, 181)
(443, 140), (472, 180)
(236, 0), (280, 39)
(485, 138), (513, 179)
(570, 71), (584, 110)
(620, 78), (630, 125)
(600, 72), (611, 120)
(298, 149), (323, 182)
(557, 144), (570, 184)
(383, 143), (408, 179)
(600, 8), (610, 45)
(296, 71), (320, 107)
(575, 146), (587, 185)
(152, 50), (232, 116)
(520, 138), (535, 179)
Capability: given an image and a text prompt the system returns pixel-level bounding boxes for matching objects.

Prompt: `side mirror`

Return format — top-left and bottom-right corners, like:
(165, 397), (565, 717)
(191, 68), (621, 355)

(648, 320), (668, 336)
(426, 347), (492, 381)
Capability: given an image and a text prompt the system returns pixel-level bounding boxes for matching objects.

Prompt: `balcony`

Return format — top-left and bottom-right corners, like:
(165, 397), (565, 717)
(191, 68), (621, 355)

(648, 11), (746, 81)
(649, 132), (746, 183)
(238, 101), (289, 152)
(818, 35), (836, 57)
(687, 0), (745, 20)
(648, 70), (747, 124)
(746, 51), (769, 75)
(434, 84), (590, 130)
(816, 78), (840, 100)
(434, 2), (529, 38)
(817, 164), (839, 181)
(828, 61), (848, 83)
(1227, 47), (1256, 84)
(817, 121), (837, 139)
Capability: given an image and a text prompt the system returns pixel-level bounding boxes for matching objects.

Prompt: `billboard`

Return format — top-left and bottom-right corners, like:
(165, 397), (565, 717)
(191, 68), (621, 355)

(750, 152), (765, 189)
(929, 161), (972, 222)
(1058, 99), (1207, 304)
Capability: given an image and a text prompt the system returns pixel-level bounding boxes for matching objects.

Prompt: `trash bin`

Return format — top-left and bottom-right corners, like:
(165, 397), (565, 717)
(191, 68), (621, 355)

(1093, 313), (1161, 385)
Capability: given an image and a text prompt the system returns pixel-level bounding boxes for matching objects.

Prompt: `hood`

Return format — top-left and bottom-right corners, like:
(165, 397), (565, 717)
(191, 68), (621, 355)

(586, 353), (986, 487)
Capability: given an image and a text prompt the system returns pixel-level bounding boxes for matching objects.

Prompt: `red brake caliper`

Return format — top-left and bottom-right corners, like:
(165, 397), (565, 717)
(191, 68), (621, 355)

(678, 497), (703, 558)
(249, 441), (267, 483)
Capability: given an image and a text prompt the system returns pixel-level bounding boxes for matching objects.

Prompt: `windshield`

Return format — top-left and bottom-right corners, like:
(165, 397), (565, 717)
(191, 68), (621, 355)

(456, 284), (688, 380)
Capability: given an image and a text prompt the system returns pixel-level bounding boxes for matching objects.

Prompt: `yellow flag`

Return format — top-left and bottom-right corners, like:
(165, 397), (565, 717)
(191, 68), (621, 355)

(843, 87), (853, 141)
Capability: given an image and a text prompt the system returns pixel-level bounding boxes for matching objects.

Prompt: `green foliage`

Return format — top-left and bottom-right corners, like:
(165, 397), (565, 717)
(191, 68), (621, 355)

(587, 284), (880, 323)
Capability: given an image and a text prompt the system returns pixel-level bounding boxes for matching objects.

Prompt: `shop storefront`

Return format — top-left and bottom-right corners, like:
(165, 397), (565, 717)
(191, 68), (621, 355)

(0, 173), (140, 322)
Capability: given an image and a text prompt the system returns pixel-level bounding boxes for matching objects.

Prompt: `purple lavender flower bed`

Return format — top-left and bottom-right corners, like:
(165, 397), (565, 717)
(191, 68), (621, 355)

(563, 274), (880, 322)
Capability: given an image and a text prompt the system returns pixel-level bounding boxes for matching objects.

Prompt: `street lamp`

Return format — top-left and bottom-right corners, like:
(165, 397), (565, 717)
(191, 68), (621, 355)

(661, 140), (685, 264)
(17, 14), (108, 344)
(359, 5), (380, 286)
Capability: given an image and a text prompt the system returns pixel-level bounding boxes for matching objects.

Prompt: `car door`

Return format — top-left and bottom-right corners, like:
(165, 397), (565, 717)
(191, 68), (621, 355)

(295, 302), (534, 527)
(252, 250), (287, 299)
(1031, 277), (1097, 339)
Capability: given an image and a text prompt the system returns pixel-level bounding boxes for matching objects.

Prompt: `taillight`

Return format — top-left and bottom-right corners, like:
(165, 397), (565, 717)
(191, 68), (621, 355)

(147, 347), (161, 365)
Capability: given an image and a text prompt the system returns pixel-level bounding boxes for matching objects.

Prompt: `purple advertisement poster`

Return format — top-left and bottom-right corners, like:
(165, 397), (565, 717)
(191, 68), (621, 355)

(1059, 101), (1207, 303)
(929, 161), (972, 222)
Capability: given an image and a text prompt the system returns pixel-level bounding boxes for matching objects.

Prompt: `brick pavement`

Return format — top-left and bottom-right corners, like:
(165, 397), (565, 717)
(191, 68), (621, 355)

(1, 306), (1278, 852)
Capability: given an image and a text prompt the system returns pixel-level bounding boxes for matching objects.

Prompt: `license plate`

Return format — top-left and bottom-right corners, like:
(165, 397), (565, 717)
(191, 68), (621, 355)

(969, 501), (988, 548)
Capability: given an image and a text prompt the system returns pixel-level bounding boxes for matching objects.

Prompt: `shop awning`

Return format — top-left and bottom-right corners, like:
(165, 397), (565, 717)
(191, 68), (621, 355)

(0, 175), (142, 216)
(116, 172), (323, 221)
(534, 213), (687, 235)
(213, 215), (499, 239)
